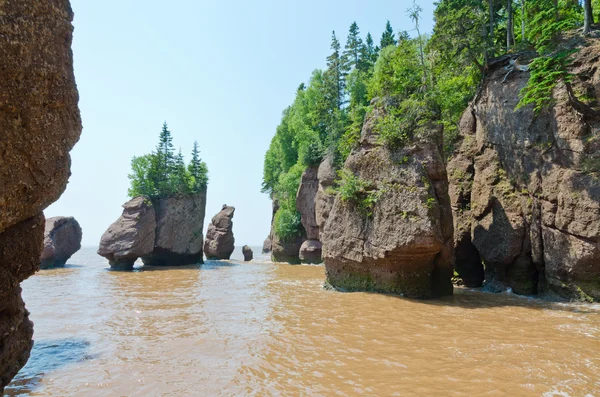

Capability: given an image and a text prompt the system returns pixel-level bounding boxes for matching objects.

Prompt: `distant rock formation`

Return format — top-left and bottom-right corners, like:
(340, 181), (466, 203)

(322, 105), (454, 299)
(98, 193), (207, 269)
(296, 166), (322, 264)
(242, 245), (253, 261)
(98, 197), (156, 270)
(262, 237), (272, 254)
(41, 217), (82, 269)
(449, 43), (600, 301)
(204, 205), (235, 260)
(0, 0), (82, 390)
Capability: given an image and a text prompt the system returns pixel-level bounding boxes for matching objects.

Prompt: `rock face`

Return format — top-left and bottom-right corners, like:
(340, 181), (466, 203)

(299, 240), (323, 264)
(0, 0), (82, 390)
(99, 193), (207, 268)
(449, 40), (600, 301)
(315, 153), (337, 234)
(322, 104), (454, 299)
(242, 245), (253, 261)
(40, 217), (82, 269)
(204, 205), (235, 260)
(296, 166), (323, 264)
(262, 237), (272, 254)
(142, 194), (207, 266)
(269, 200), (304, 264)
(98, 197), (156, 270)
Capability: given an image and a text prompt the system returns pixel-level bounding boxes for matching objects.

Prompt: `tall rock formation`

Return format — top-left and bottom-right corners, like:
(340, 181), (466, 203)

(98, 197), (156, 270)
(449, 39), (600, 301)
(0, 0), (82, 390)
(99, 193), (207, 268)
(204, 205), (236, 260)
(269, 200), (304, 264)
(296, 166), (322, 263)
(41, 217), (83, 269)
(321, 104), (454, 298)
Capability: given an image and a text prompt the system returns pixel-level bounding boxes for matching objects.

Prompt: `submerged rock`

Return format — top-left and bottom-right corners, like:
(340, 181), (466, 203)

(299, 240), (322, 264)
(449, 43), (600, 301)
(41, 217), (82, 269)
(98, 197), (156, 270)
(0, 0), (82, 390)
(142, 193), (207, 266)
(322, 105), (454, 299)
(204, 205), (235, 260)
(242, 245), (253, 261)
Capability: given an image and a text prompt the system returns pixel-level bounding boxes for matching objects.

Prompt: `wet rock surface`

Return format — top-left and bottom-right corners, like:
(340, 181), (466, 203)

(0, 0), (82, 390)
(41, 217), (82, 269)
(322, 106), (454, 298)
(449, 40), (600, 300)
(299, 240), (323, 264)
(204, 205), (235, 260)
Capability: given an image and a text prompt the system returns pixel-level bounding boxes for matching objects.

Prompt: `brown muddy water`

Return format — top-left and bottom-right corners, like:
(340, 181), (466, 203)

(5, 247), (600, 396)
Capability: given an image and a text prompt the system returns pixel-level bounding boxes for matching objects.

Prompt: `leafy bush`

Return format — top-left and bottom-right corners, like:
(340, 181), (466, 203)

(336, 169), (383, 217)
(274, 207), (304, 242)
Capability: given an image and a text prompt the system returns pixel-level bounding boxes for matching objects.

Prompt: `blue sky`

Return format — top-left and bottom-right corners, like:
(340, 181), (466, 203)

(46, 0), (436, 246)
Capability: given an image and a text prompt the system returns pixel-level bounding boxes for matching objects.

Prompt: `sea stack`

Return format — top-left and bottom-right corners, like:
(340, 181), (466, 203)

(41, 217), (82, 269)
(242, 245), (253, 261)
(204, 205), (236, 260)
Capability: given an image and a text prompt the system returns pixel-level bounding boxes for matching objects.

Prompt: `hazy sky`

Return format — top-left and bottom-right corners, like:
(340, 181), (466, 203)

(46, 0), (436, 247)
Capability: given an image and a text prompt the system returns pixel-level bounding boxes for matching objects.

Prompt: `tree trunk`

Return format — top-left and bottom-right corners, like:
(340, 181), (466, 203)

(521, 0), (526, 41)
(583, 0), (594, 34)
(489, 0), (495, 57)
(507, 0), (515, 51)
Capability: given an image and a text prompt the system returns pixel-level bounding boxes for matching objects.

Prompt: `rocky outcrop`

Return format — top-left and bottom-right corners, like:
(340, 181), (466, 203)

(0, 0), (82, 390)
(141, 193), (207, 266)
(98, 197), (156, 270)
(449, 39), (600, 301)
(40, 217), (82, 269)
(315, 153), (337, 234)
(242, 245), (253, 261)
(299, 240), (323, 264)
(99, 193), (207, 268)
(322, 104), (454, 299)
(296, 166), (323, 264)
(262, 237), (272, 254)
(269, 200), (304, 264)
(204, 205), (235, 260)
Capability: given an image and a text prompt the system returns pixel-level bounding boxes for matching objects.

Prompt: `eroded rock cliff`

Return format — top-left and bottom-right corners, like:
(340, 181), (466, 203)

(449, 37), (600, 301)
(322, 105), (454, 298)
(0, 0), (81, 389)
(296, 166), (322, 263)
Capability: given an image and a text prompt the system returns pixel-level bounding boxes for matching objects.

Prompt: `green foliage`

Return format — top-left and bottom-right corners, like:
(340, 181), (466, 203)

(380, 20), (397, 49)
(273, 207), (303, 242)
(336, 169), (383, 217)
(128, 123), (208, 199)
(517, 50), (575, 112)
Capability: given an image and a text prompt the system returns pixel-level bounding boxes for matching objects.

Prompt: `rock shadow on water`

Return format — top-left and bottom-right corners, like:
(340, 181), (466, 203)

(5, 339), (95, 396)
(200, 259), (240, 270)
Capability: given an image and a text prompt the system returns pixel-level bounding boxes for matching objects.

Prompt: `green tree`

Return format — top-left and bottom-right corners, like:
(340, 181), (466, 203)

(342, 22), (363, 73)
(155, 122), (176, 194)
(380, 20), (397, 48)
(325, 31), (345, 110)
(584, 0), (595, 34)
(188, 141), (208, 192)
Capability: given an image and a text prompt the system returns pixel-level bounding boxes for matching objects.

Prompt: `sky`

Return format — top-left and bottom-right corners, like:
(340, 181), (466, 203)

(46, 0), (436, 247)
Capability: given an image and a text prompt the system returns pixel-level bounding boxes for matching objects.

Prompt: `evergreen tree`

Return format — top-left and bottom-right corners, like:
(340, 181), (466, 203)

(155, 122), (175, 194)
(188, 141), (208, 192)
(342, 22), (363, 73)
(325, 31), (344, 110)
(172, 149), (191, 195)
(380, 20), (397, 48)
(362, 33), (378, 69)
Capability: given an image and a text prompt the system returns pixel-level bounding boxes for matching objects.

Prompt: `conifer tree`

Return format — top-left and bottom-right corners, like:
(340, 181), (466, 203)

(380, 20), (397, 48)
(155, 122), (175, 194)
(361, 33), (378, 69)
(342, 22), (363, 73)
(325, 31), (344, 110)
(188, 140), (208, 192)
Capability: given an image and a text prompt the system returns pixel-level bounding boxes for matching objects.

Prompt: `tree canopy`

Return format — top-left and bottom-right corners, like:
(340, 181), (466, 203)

(128, 122), (208, 199)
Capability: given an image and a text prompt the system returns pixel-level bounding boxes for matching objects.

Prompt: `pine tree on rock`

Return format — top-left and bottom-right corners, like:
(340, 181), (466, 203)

(188, 140), (208, 192)
(325, 31), (344, 110)
(380, 20), (397, 49)
(155, 122), (176, 195)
